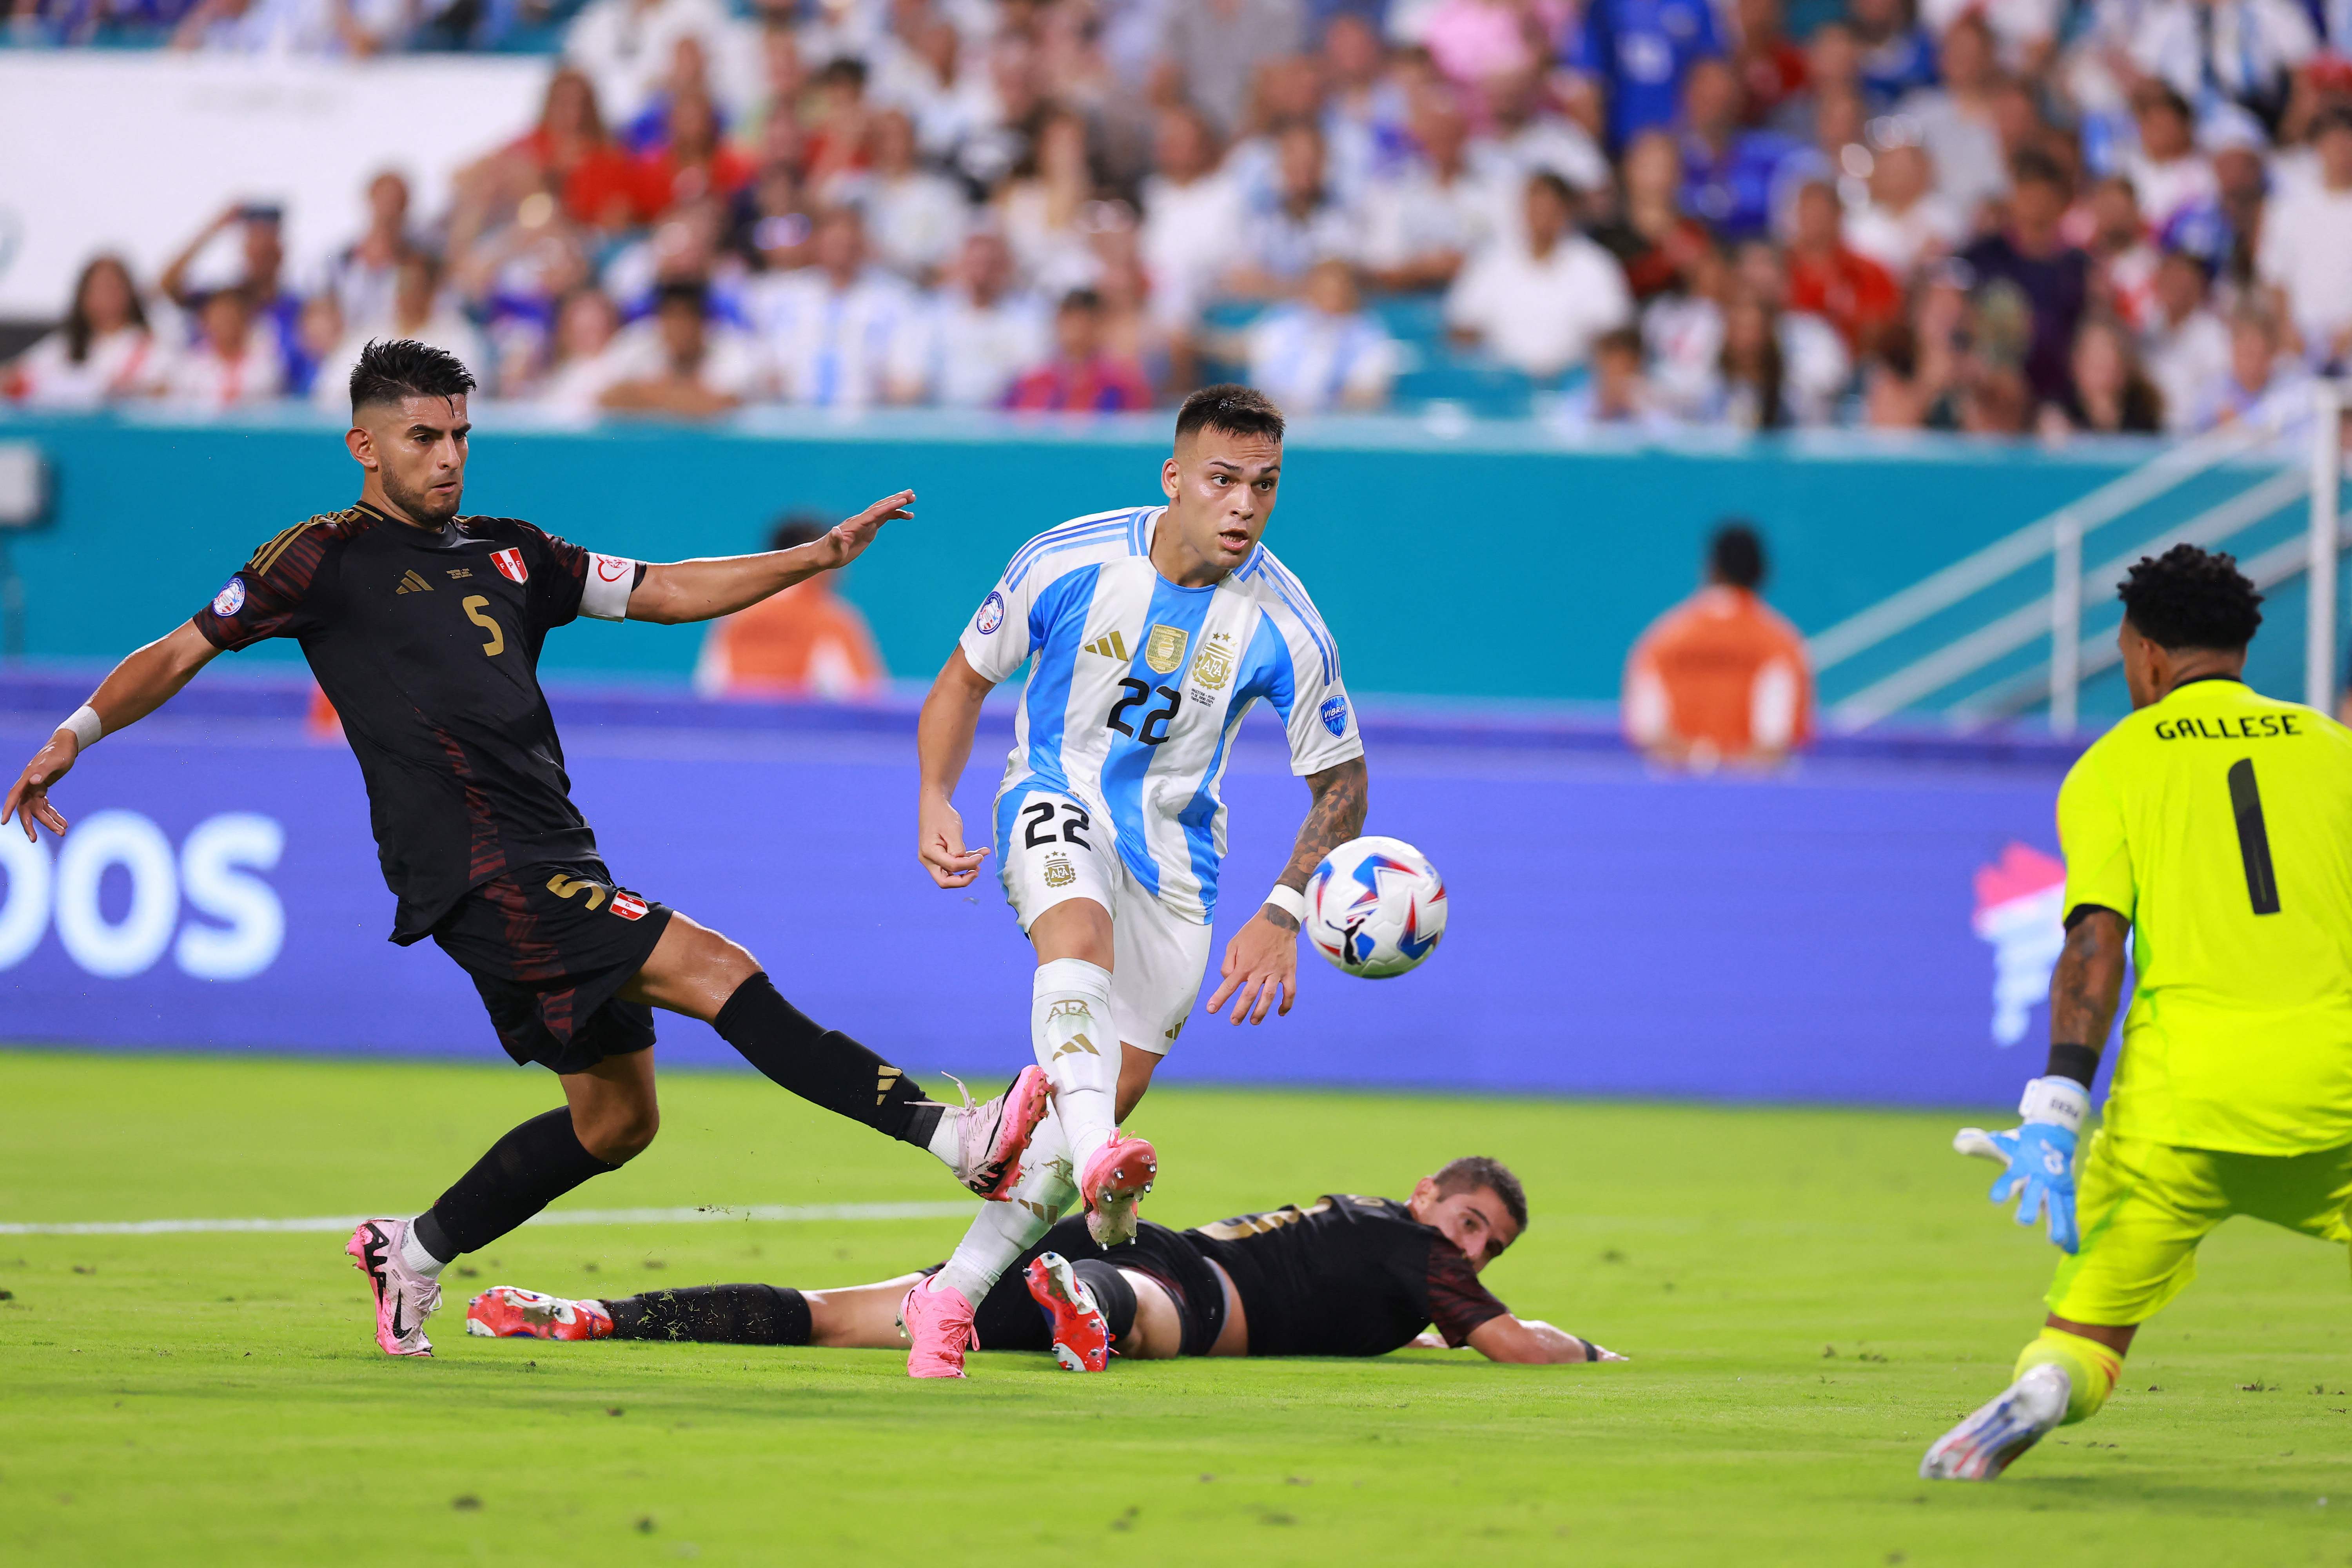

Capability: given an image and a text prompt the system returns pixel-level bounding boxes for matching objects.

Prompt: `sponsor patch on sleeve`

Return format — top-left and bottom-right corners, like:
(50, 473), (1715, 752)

(1319, 695), (1350, 737)
(975, 590), (1005, 635)
(211, 577), (247, 618)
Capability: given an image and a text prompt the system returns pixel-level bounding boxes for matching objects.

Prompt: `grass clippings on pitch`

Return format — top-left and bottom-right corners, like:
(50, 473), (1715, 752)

(4, 1049), (2351, 1566)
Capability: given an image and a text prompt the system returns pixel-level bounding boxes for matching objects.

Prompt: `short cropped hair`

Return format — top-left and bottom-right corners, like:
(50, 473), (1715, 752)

(1431, 1156), (1529, 1232)
(2118, 543), (2263, 651)
(350, 338), (475, 416)
(1711, 521), (1767, 590)
(1175, 383), (1284, 446)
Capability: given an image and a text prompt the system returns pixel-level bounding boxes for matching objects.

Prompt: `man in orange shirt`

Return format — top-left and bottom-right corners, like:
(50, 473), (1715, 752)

(694, 514), (888, 699)
(1622, 521), (1813, 769)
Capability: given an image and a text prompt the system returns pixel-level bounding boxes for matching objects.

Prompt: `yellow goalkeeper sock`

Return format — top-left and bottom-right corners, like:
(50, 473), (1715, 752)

(2015, 1328), (2122, 1425)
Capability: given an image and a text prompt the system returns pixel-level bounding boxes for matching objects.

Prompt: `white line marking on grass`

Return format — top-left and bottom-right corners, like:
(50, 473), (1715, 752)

(0, 1200), (978, 1237)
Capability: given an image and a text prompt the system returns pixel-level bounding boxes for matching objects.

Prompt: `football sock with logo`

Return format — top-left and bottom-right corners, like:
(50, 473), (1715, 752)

(932, 1111), (1078, 1304)
(1032, 958), (1118, 1174)
(606, 1285), (812, 1345)
(1069, 1259), (1137, 1342)
(2014, 1328), (2122, 1425)
(413, 1107), (619, 1263)
(712, 972), (938, 1145)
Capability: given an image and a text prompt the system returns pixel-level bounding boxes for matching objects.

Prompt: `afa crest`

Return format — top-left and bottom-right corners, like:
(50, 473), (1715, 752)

(1144, 623), (1189, 675)
(1189, 633), (1235, 692)
(1042, 854), (1077, 888)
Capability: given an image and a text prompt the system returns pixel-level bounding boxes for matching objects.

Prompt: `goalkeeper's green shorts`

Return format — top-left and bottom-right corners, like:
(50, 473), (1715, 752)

(2045, 1131), (2352, 1327)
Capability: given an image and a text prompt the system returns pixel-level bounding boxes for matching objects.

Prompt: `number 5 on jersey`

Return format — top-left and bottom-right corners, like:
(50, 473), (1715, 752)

(462, 595), (506, 657)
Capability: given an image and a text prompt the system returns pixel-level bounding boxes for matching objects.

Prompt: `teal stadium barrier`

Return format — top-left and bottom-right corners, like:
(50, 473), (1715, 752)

(0, 407), (2329, 716)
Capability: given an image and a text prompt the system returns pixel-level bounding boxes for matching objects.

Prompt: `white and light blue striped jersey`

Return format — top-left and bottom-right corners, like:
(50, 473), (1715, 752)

(959, 505), (1362, 924)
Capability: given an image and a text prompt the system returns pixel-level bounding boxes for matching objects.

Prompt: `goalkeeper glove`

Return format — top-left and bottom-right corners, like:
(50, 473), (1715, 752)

(1954, 1076), (2088, 1254)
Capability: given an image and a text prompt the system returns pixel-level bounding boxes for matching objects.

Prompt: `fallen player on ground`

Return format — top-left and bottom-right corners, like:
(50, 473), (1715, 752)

(467, 1156), (1620, 1368)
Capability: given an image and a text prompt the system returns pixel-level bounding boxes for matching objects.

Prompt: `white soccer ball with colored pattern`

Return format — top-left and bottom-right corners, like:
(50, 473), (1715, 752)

(1303, 836), (1447, 978)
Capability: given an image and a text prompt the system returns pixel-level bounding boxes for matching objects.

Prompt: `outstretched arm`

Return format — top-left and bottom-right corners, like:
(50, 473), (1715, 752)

(1205, 754), (1368, 1024)
(915, 646), (995, 889)
(2049, 908), (2129, 1069)
(624, 490), (913, 625)
(2, 621), (221, 841)
(1465, 1316), (1624, 1365)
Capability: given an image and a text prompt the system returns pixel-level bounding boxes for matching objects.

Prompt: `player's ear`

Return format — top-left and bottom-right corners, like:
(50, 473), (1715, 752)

(1408, 1175), (1437, 1212)
(1160, 455), (1181, 501)
(345, 423), (378, 472)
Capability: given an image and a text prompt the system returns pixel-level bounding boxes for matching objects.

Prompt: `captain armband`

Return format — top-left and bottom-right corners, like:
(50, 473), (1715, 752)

(579, 555), (643, 621)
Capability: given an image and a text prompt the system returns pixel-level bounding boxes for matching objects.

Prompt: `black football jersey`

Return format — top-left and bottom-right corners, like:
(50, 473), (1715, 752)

(192, 501), (641, 939)
(1183, 1194), (1510, 1357)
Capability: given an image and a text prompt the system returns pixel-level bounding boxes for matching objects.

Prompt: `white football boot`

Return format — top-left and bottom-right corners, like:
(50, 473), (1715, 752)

(1920, 1363), (2071, 1480)
(346, 1218), (443, 1358)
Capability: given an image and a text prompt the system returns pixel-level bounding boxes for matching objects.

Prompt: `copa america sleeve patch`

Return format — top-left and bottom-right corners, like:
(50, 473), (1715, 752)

(581, 553), (638, 621)
(1320, 695), (1350, 737)
(974, 590), (1005, 635)
(211, 576), (247, 618)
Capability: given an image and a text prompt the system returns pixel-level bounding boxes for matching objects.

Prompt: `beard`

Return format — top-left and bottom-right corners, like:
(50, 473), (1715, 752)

(382, 466), (462, 525)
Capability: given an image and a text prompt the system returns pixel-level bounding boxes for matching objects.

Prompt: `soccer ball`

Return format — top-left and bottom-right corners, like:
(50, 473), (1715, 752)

(1303, 836), (1447, 978)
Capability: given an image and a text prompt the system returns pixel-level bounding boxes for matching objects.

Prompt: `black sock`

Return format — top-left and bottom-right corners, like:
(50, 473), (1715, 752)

(1072, 1259), (1138, 1341)
(606, 1285), (812, 1345)
(712, 972), (936, 1143)
(415, 1107), (618, 1260)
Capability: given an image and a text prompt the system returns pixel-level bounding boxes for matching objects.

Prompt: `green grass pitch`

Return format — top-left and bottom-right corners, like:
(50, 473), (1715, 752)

(5, 1049), (2351, 1566)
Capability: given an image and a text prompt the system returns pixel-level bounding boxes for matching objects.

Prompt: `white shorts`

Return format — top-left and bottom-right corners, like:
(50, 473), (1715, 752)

(996, 788), (1213, 1058)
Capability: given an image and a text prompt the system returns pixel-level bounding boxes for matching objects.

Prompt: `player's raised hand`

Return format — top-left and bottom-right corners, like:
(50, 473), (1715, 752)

(917, 794), (989, 889)
(817, 490), (915, 569)
(2, 733), (79, 843)
(1956, 1076), (2088, 1253)
(1207, 910), (1298, 1025)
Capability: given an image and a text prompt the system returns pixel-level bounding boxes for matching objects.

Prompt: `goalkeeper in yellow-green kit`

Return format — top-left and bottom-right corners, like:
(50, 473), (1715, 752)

(1923, 544), (2352, 1481)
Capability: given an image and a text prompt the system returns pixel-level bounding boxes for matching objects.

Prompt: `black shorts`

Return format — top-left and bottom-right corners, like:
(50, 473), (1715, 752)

(429, 859), (676, 1076)
(959, 1217), (1229, 1358)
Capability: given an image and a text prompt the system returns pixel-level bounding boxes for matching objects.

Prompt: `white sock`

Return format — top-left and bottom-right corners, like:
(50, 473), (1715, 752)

(930, 1113), (1077, 1303)
(1032, 957), (1119, 1174)
(925, 1100), (964, 1167)
(398, 1221), (446, 1279)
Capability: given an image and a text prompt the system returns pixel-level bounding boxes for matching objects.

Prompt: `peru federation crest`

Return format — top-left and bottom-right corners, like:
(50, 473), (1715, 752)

(1144, 622), (1189, 675)
(492, 548), (528, 584)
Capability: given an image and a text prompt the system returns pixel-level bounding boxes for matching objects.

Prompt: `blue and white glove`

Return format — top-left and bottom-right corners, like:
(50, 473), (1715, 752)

(1955, 1076), (2088, 1254)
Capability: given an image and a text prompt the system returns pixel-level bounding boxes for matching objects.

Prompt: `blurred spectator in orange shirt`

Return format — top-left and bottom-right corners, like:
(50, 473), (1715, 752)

(693, 514), (887, 699)
(1623, 521), (1813, 769)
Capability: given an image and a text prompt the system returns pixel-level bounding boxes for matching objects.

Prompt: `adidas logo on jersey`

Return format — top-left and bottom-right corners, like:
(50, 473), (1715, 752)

(395, 570), (434, 595)
(1083, 630), (1130, 661)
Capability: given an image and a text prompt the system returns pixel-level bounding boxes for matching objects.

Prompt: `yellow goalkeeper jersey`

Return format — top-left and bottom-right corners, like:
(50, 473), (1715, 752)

(2058, 675), (2352, 1155)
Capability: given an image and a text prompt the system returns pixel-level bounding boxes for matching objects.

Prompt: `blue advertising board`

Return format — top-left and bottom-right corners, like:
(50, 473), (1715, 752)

(0, 683), (2085, 1111)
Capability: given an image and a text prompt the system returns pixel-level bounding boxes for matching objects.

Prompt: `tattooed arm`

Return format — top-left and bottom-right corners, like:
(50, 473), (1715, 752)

(2047, 907), (2129, 1082)
(1205, 756), (1369, 1025)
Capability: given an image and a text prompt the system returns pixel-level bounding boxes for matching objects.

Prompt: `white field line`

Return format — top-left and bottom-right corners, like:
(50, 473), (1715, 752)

(0, 1200), (978, 1238)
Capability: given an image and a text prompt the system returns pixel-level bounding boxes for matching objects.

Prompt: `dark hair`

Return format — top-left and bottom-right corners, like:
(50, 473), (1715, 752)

(64, 253), (147, 366)
(348, 337), (476, 415)
(817, 56), (868, 91)
(768, 511), (831, 552)
(1058, 287), (1104, 314)
(1710, 522), (1767, 589)
(1526, 170), (1578, 211)
(2136, 83), (2194, 123)
(2317, 102), (2352, 140)
(1595, 325), (1644, 359)
(1175, 383), (1285, 445)
(1430, 1156), (1528, 1232)
(2118, 544), (2263, 650)
(2010, 147), (2068, 192)
(655, 278), (710, 312)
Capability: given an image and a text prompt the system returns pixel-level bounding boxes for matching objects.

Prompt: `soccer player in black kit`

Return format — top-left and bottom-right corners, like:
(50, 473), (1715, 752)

(466, 1157), (1622, 1370)
(0, 341), (1049, 1357)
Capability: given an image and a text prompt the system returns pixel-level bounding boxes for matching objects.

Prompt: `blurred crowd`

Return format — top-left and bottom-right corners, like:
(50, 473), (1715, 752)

(10, 0), (2352, 437)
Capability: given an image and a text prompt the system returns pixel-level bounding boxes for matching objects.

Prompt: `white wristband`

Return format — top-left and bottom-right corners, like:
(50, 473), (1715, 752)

(58, 705), (102, 751)
(1263, 884), (1308, 924)
(2018, 1076), (2089, 1133)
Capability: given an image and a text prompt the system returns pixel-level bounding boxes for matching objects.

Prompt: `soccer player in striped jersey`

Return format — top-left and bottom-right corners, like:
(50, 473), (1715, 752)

(903, 385), (1370, 1377)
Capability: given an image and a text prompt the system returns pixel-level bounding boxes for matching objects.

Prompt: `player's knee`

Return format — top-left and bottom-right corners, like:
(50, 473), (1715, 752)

(579, 1101), (660, 1164)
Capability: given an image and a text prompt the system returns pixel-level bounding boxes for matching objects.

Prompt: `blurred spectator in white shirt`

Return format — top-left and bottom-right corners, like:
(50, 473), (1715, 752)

(2086, 176), (2161, 330)
(872, 8), (996, 160)
(845, 109), (971, 284)
(2142, 248), (2233, 431)
(1552, 326), (1681, 435)
(2192, 307), (2312, 431)
(1844, 141), (1965, 280)
(1245, 258), (1400, 412)
(598, 279), (763, 418)
(2121, 84), (2218, 236)
(165, 288), (285, 410)
(314, 253), (492, 401)
(535, 288), (628, 417)
(318, 171), (417, 334)
(749, 206), (918, 408)
(3, 255), (168, 410)
(888, 229), (1051, 406)
(1917, 0), (2059, 71)
(1470, 65), (1611, 204)
(171, 0), (411, 54)
(1321, 14), (1412, 205)
(160, 203), (297, 385)
(1152, 0), (1307, 140)
(293, 293), (348, 404)
(1139, 104), (1246, 372)
(1363, 87), (1498, 291)
(1225, 122), (1368, 298)
(2258, 105), (2352, 366)
(1446, 172), (1633, 378)
(998, 109), (1102, 294)
(1895, 16), (2009, 220)
(564, 0), (743, 128)
(2129, 0), (2315, 137)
